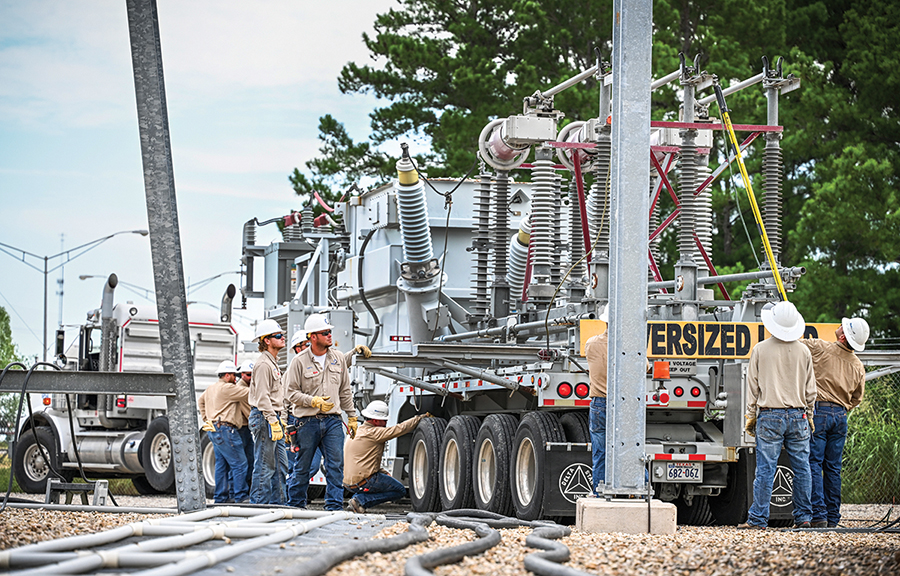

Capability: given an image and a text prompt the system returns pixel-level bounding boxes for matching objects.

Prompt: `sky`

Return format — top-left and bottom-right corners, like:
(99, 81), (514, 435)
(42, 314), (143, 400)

(0, 0), (396, 361)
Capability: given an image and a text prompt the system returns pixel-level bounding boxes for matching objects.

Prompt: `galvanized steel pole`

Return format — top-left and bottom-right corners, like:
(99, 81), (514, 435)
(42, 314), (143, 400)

(126, 0), (206, 512)
(605, 0), (652, 496)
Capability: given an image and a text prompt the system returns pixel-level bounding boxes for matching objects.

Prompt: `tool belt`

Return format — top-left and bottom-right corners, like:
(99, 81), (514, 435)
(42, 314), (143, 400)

(816, 401), (845, 409)
(215, 421), (237, 428)
(344, 474), (373, 490)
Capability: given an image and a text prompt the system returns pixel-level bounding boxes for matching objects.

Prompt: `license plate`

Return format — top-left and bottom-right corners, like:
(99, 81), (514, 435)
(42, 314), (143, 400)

(666, 462), (702, 482)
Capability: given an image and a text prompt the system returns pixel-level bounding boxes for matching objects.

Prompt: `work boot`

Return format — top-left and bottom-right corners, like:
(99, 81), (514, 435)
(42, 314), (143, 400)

(348, 498), (366, 514)
(794, 521), (811, 529)
(827, 522), (839, 528)
(810, 520), (828, 528)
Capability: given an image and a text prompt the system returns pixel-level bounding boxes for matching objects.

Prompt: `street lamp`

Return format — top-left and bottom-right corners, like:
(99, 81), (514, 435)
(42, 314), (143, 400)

(0, 229), (150, 362)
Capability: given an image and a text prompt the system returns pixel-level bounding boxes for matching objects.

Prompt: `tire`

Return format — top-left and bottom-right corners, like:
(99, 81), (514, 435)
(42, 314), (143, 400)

(558, 411), (590, 443)
(14, 426), (72, 493)
(132, 475), (165, 495)
(409, 417), (447, 512)
(709, 454), (752, 525)
(308, 484), (326, 500)
(473, 414), (517, 516)
(439, 415), (481, 511)
(141, 416), (175, 492)
(200, 431), (216, 499)
(510, 412), (565, 520)
(675, 493), (714, 525)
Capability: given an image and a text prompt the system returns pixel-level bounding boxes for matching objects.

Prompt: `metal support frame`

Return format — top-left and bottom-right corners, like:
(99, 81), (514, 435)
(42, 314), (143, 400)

(126, 0), (205, 512)
(604, 0), (652, 496)
(0, 371), (175, 395)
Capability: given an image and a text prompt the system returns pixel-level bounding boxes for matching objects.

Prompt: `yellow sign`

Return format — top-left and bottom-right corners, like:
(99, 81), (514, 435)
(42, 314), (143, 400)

(579, 320), (840, 359)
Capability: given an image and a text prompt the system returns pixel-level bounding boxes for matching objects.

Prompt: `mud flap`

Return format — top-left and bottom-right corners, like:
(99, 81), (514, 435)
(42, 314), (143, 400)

(541, 442), (593, 516)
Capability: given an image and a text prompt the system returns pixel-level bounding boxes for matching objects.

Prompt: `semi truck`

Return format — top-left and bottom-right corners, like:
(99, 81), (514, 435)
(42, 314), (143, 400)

(13, 274), (238, 496)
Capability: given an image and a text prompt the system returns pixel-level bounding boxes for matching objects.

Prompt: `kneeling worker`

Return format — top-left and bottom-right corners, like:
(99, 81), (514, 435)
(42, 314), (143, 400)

(343, 401), (427, 513)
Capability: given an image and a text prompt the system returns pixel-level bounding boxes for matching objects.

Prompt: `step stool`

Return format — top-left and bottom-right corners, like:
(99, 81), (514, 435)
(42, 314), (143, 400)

(45, 479), (109, 506)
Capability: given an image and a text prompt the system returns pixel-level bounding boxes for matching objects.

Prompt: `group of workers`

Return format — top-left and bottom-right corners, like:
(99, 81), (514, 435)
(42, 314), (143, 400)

(586, 302), (869, 530)
(199, 313), (426, 512)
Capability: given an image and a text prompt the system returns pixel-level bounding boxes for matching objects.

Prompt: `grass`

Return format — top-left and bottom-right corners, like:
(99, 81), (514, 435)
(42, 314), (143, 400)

(842, 373), (900, 504)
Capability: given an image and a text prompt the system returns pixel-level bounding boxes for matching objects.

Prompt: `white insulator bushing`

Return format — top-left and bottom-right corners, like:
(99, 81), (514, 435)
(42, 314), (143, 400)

(507, 230), (529, 300)
(529, 153), (555, 277)
(479, 119), (530, 171)
(694, 158), (714, 272)
(395, 179), (434, 264)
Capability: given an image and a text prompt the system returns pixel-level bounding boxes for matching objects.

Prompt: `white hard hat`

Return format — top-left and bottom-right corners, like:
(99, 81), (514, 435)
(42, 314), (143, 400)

(239, 360), (254, 373)
(290, 330), (308, 348)
(598, 304), (609, 324)
(361, 400), (389, 420)
(216, 360), (238, 375)
(304, 313), (334, 334)
(762, 301), (805, 342)
(253, 318), (284, 342)
(842, 317), (870, 351)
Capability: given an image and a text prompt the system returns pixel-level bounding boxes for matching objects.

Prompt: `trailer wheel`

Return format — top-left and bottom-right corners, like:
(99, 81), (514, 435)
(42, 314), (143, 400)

(473, 414), (517, 516)
(132, 475), (165, 495)
(439, 415), (480, 510)
(200, 431), (216, 498)
(558, 411), (590, 443)
(141, 416), (175, 492)
(14, 426), (71, 493)
(709, 453), (752, 525)
(510, 412), (565, 520)
(675, 493), (714, 525)
(409, 417), (447, 512)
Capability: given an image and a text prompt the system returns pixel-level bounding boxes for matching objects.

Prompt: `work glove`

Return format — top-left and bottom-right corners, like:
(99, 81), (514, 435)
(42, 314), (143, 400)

(347, 416), (358, 439)
(744, 413), (757, 437)
(354, 345), (372, 359)
(269, 419), (284, 442)
(424, 412), (433, 418)
(807, 410), (816, 435)
(201, 420), (216, 432)
(311, 395), (335, 412)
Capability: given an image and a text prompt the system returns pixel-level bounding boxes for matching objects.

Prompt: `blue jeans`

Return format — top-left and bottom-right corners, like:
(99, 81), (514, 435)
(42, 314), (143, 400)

(249, 407), (288, 505)
(286, 414), (345, 510)
(809, 403), (848, 525)
(209, 424), (249, 503)
(239, 426), (254, 495)
(748, 408), (813, 526)
(347, 472), (406, 510)
(589, 397), (607, 495)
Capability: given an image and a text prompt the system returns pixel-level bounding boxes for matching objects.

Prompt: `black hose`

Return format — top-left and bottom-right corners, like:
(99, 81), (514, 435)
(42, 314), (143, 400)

(405, 512), (502, 576)
(63, 393), (118, 507)
(0, 362), (28, 513)
(357, 227), (381, 348)
(524, 524), (597, 576)
(285, 512), (434, 576)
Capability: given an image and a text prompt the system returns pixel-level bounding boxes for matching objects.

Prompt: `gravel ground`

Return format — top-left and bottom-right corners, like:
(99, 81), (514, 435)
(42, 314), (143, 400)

(1, 495), (897, 575)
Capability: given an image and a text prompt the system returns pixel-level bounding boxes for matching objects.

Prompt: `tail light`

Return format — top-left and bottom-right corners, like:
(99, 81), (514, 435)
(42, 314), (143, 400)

(690, 387), (702, 397)
(673, 386), (684, 397)
(42, 396), (51, 406)
(557, 382), (573, 398)
(574, 383), (590, 398)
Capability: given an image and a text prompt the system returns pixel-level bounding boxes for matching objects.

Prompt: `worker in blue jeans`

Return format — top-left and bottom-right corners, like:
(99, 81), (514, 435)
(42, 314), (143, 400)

(199, 360), (250, 503)
(584, 305), (609, 495)
(801, 317), (869, 527)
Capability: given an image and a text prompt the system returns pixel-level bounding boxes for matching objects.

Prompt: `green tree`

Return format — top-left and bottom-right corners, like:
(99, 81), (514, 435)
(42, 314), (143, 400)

(1, 306), (24, 438)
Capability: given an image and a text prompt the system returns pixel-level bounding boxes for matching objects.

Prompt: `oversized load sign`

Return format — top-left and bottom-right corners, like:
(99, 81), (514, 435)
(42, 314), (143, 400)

(580, 320), (841, 359)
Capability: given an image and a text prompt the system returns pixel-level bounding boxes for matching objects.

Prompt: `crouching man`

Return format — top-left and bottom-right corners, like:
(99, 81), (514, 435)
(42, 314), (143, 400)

(343, 401), (427, 513)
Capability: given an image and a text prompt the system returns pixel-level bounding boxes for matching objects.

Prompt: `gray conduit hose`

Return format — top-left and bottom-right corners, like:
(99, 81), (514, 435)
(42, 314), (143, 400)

(405, 513), (502, 576)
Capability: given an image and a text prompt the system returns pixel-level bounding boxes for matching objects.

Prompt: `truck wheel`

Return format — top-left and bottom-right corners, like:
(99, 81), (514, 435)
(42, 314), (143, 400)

(141, 416), (175, 492)
(510, 412), (564, 520)
(14, 427), (71, 493)
(709, 453), (752, 525)
(200, 431), (216, 499)
(439, 415), (480, 511)
(132, 475), (165, 495)
(675, 494), (714, 525)
(409, 417), (447, 512)
(473, 414), (517, 516)
(558, 411), (590, 443)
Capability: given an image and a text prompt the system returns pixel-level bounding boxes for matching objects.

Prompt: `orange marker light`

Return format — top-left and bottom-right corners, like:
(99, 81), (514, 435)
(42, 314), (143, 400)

(652, 360), (671, 380)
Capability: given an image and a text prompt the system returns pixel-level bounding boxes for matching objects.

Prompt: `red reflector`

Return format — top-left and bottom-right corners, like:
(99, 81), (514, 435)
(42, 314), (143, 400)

(574, 383), (590, 398)
(42, 397), (51, 406)
(115, 397), (127, 408)
(659, 392), (670, 404)
(690, 387), (701, 397)
(674, 386), (684, 397)
(557, 383), (572, 398)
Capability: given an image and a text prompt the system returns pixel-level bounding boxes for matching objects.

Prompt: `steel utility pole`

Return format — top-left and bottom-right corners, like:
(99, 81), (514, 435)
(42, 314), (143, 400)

(126, 0), (206, 512)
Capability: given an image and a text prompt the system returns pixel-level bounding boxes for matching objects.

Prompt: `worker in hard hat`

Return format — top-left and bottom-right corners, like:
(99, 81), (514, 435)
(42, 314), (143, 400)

(344, 400), (427, 513)
(584, 304), (609, 496)
(236, 360), (255, 489)
(248, 318), (289, 505)
(284, 330), (320, 496)
(800, 317), (869, 528)
(741, 301), (817, 530)
(283, 313), (358, 510)
(198, 359), (250, 503)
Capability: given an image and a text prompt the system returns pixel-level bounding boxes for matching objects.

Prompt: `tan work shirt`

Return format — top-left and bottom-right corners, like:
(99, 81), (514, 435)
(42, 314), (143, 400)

(284, 347), (357, 418)
(236, 378), (251, 424)
(249, 351), (285, 424)
(585, 332), (608, 398)
(801, 338), (865, 410)
(747, 337), (817, 414)
(199, 377), (251, 427)
(343, 415), (424, 486)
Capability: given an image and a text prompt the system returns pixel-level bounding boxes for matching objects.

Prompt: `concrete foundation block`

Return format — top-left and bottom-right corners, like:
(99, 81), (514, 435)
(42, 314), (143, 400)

(575, 497), (677, 534)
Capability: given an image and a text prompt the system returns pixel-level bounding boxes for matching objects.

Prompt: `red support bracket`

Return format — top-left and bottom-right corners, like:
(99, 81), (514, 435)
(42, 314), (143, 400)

(693, 232), (731, 301)
(648, 250), (667, 292)
(650, 152), (680, 208)
(650, 209), (680, 242)
(695, 132), (761, 196)
(649, 153), (676, 215)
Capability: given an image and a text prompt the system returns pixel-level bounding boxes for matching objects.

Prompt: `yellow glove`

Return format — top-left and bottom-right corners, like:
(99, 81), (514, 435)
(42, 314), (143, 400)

(311, 395), (335, 412)
(348, 416), (358, 439)
(424, 412), (433, 418)
(269, 419), (284, 441)
(354, 345), (372, 359)
(745, 413), (757, 437)
(807, 410), (816, 435)
(201, 420), (216, 432)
